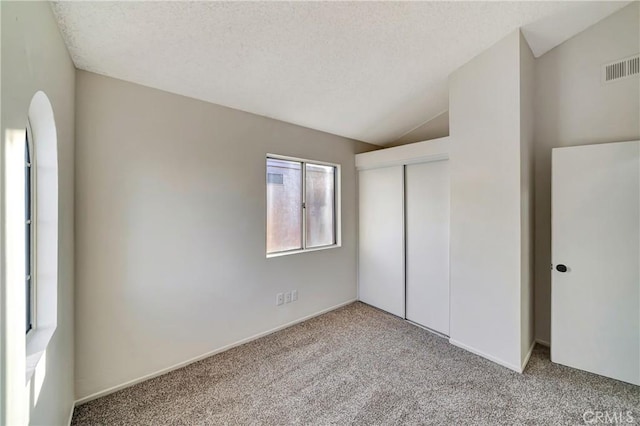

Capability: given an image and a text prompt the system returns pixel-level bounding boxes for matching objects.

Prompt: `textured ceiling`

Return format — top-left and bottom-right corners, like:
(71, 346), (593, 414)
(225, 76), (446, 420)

(51, 1), (629, 145)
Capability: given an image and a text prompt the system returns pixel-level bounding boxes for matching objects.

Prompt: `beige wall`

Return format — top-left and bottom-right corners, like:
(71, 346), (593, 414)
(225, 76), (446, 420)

(74, 71), (377, 400)
(449, 30), (532, 371)
(389, 111), (450, 147)
(519, 33), (535, 363)
(534, 3), (640, 344)
(1, 1), (75, 424)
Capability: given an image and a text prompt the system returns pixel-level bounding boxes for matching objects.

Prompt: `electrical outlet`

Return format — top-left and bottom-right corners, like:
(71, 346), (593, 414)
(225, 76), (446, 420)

(291, 290), (298, 302)
(276, 293), (284, 306)
(285, 292), (292, 303)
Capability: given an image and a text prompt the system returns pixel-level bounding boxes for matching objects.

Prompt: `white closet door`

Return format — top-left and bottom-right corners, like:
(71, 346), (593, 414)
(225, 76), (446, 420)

(358, 166), (404, 317)
(405, 160), (450, 335)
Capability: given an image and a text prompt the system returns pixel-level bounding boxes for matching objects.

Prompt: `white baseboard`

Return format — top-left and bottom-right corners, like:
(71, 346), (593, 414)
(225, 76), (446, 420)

(449, 338), (521, 373)
(535, 338), (550, 347)
(74, 299), (357, 406)
(521, 341), (535, 372)
(67, 402), (75, 426)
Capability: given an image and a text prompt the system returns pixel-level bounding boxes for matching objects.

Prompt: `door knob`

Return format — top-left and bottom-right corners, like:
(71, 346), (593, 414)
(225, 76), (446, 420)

(556, 264), (568, 272)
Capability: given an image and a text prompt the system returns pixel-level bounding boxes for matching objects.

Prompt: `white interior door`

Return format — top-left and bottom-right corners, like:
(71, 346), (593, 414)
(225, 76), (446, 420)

(358, 166), (404, 317)
(551, 141), (639, 385)
(405, 160), (450, 335)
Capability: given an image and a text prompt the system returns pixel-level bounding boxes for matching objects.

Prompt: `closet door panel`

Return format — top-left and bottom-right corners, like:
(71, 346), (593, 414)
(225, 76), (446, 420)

(358, 166), (404, 317)
(405, 160), (450, 335)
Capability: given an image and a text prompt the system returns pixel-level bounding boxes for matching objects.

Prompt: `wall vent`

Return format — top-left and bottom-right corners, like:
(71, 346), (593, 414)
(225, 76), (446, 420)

(602, 54), (640, 84)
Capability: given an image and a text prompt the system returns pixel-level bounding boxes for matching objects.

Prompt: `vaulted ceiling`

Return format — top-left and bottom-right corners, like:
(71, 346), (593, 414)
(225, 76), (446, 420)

(51, 1), (629, 145)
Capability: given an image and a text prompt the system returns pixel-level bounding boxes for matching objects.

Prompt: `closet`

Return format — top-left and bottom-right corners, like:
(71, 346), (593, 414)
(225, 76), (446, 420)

(356, 138), (450, 336)
(358, 165), (405, 317)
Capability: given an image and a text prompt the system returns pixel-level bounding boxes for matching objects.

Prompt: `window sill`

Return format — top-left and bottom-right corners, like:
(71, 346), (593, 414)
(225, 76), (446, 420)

(266, 243), (341, 259)
(25, 326), (56, 383)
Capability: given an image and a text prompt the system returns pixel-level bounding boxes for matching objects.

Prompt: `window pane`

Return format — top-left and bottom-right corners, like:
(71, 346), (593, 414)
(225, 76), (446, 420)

(267, 159), (302, 253)
(305, 164), (335, 248)
(25, 137), (32, 333)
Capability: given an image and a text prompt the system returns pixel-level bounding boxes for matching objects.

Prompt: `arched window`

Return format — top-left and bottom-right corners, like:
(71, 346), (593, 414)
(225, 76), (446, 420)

(2, 91), (58, 423)
(24, 91), (58, 379)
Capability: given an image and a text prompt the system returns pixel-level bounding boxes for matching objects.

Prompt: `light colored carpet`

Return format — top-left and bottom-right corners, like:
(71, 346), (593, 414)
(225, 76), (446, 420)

(72, 302), (639, 425)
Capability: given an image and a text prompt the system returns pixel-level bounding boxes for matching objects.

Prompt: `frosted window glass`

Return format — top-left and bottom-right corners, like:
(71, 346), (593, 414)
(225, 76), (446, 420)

(266, 159), (302, 253)
(305, 164), (335, 248)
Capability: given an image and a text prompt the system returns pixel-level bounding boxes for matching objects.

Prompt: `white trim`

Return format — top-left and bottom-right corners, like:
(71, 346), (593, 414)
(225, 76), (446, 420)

(355, 171), (361, 301)
(75, 299), (357, 405)
(521, 341), (536, 372)
(356, 153), (449, 171)
(449, 338), (521, 373)
(25, 326), (55, 382)
(266, 153), (338, 168)
(402, 166), (406, 319)
(535, 338), (550, 348)
(266, 243), (341, 258)
(67, 402), (75, 426)
(355, 136), (449, 170)
(302, 161), (307, 250)
(25, 119), (37, 333)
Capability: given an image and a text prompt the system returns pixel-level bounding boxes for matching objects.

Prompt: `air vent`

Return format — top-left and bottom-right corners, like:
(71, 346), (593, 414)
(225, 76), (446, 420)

(602, 54), (640, 84)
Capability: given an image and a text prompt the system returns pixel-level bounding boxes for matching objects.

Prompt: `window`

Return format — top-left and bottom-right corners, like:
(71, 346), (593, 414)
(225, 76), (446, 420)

(266, 155), (340, 256)
(25, 131), (34, 334)
(7, 90), (60, 385)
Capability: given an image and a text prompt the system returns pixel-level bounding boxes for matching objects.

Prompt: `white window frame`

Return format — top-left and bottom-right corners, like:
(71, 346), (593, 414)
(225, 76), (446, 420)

(25, 121), (37, 338)
(1, 92), (59, 425)
(266, 153), (342, 258)
(25, 91), (58, 383)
